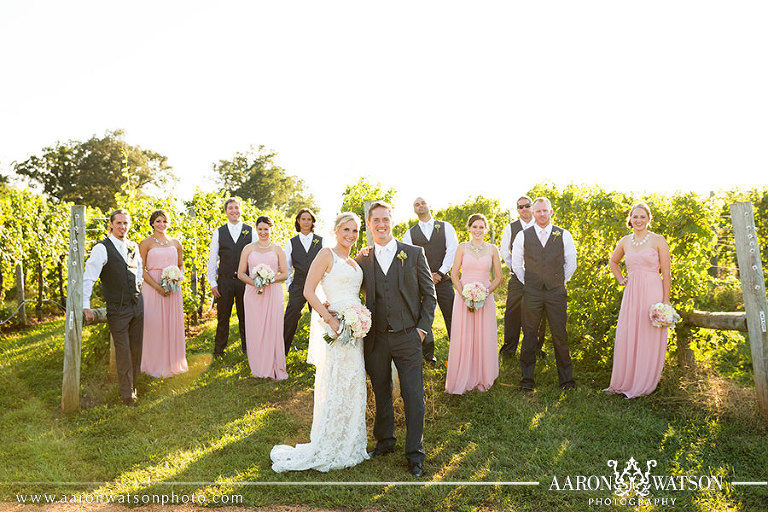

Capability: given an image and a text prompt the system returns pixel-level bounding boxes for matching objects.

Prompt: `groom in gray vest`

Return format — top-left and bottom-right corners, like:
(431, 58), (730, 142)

(208, 198), (252, 358)
(512, 197), (577, 391)
(402, 197), (458, 364)
(82, 209), (143, 406)
(356, 201), (436, 478)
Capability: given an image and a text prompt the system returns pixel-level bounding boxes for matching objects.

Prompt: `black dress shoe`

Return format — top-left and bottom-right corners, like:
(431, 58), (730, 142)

(122, 397), (136, 407)
(520, 386), (534, 393)
(213, 353), (223, 361)
(409, 462), (424, 478)
(424, 357), (437, 367)
(368, 447), (395, 458)
(561, 383), (576, 390)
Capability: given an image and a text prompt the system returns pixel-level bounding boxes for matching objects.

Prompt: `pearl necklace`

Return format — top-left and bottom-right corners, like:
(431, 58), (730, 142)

(256, 242), (273, 249)
(631, 233), (651, 247)
(153, 237), (169, 246)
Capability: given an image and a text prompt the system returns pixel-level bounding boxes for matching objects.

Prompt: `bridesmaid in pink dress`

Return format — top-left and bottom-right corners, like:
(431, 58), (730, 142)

(446, 213), (503, 394)
(238, 215), (290, 381)
(139, 210), (188, 378)
(605, 202), (672, 398)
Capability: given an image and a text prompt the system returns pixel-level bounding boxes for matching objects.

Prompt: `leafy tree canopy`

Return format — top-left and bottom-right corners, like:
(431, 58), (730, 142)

(213, 145), (318, 215)
(13, 129), (176, 212)
(340, 177), (397, 253)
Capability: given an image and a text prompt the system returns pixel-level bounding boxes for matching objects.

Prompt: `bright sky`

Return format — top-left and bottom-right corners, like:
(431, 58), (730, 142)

(1, 1), (766, 226)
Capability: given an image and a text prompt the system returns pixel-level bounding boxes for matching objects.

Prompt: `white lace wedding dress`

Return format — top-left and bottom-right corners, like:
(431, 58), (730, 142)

(270, 251), (369, 472)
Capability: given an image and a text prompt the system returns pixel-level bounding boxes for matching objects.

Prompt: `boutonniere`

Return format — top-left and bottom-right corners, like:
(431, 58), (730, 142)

(241, 229), (250, 237)
(127, 243), (137, 259)
(552, 230), (562, 238)
(312, 238), (319, 245)
(434, 223), (441, 231)
(397, 250), (408, 266)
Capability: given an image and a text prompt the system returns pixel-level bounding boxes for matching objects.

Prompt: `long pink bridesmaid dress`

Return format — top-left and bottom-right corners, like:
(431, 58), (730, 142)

(445, 252), (499, 394)
(604, 247), (668, 398)
(140, 246), (188, 378)
(244, 250), (288, 380)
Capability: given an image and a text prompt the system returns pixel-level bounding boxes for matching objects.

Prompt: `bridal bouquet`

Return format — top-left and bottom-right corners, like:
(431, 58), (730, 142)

(251, 263), (275, 294)
(649, 302), (681, 328)
(160, 265), (182, 293)
(324, 303), (372, 347)
(462, 282), (488, 312)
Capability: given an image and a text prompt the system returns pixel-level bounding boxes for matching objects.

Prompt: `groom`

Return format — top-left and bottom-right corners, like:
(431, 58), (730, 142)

(356, 201), (436, 478)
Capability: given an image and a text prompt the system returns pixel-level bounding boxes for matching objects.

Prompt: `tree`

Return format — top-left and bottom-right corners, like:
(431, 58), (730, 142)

(13, 129), (176, 211)
(212, 145), (318, 214)
(340, 177), (397, 253)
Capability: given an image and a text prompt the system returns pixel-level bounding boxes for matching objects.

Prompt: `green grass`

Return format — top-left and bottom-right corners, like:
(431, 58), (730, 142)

(0, 306), (766, 512)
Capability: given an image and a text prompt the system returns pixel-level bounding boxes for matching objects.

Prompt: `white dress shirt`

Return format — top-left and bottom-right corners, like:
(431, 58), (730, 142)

(401, 217), (459, 274)
(374, 237), (399, 275)
(500, 218), (536, 269)
(207, 220), (244, 288)
(82, 234), (143, 309)
(511, 223), (577, 285)
(284, 232), (327, 286)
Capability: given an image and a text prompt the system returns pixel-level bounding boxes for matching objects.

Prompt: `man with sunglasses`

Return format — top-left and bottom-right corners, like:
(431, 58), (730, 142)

(499, 196), (547, 359)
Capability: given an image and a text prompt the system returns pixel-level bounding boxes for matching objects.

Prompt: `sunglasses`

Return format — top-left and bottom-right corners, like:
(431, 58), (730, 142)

(517, 204), (532, 209)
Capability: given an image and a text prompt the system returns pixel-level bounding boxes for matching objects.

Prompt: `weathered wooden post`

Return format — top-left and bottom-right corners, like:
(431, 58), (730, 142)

(364, 200), (374, 246)
(730, 201), (768, 419)
(15, 261), (26, 325)
(61, 205), (86, 413)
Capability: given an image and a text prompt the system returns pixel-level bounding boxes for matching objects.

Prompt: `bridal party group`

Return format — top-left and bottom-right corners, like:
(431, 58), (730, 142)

(82, 195), (672, 407)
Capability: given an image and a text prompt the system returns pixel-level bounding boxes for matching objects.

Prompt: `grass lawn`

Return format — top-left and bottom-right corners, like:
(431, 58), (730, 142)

(0, 304), (766, 512)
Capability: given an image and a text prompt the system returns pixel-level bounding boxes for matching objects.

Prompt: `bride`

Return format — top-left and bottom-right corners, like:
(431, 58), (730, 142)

(270, 212), (369, 472)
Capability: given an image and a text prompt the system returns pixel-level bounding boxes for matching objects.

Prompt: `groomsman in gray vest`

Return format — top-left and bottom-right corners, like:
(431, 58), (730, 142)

(283, 208), (326, 355)
(83, 209), (143, 406)
(208, 198), (252, 359)
(512, 197), (577, 391)
(402, 197), (458, 364)
(500, 195), (547, 359)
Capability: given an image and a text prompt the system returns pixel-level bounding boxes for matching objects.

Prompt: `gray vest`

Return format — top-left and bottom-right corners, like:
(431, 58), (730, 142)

(523, 226), (565, 290)
(408, 221), (446, 273)
(289, 234), (323, 293)
(373, 258), (408, 332)
(99, 238), (141, 306)
(217, 223), (252, 282)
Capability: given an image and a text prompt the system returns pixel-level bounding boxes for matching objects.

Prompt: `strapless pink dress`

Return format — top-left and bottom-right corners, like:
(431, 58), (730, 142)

(244, 250), (287, 380)
(140, 246), (188, 378)
(605, 247), (668, 398)
(445, 252), (499, 394)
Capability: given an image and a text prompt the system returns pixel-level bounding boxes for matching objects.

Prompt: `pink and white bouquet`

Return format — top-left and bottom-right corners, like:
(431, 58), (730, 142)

(324, 303), (372, 347)
(160, 265), (182, 293)
(251, 263), (275, 294)
(649, 302), (681, 328)
(462, 282), (488, 312)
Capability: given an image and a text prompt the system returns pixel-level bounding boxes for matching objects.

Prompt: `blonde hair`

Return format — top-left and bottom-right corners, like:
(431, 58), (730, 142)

(333, 212), (361, 232)
(466, 213), (489, 229)
(533, 196), (552, 209)
(627, 202), (653, 228)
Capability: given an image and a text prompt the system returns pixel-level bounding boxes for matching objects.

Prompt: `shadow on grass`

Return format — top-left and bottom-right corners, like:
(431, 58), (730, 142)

(1, 311), (767, 511)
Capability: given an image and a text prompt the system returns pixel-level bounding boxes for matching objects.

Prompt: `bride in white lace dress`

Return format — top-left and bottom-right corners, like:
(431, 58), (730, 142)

(270, 212), (369, 472)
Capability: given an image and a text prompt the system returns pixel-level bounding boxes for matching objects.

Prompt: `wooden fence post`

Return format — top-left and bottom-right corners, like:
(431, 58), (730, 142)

(364, 201), (374, 247)
(15, 261), (26, 325)
(730, 201), (768, 419)
(61, 205), (86, 413)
